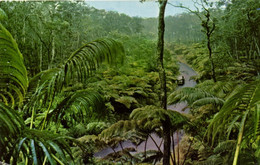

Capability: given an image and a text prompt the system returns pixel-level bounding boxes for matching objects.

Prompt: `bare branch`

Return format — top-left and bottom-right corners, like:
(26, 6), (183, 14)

(167, 1), (202, 20)
(209, 22), (216, 35)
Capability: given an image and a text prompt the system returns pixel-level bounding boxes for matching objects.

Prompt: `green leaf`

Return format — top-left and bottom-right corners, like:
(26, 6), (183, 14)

(0, 23), (28, 107)
(30, 139), (38, 165)
(39, 142), (55, 165)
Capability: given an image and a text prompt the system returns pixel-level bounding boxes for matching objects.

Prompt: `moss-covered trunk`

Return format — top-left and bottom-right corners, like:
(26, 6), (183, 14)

(157, 0), (170, 165)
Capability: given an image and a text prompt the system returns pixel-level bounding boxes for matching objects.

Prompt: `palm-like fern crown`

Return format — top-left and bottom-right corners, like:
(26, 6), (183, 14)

(168, 80), (241, 109)
(130, 105), (188, 133)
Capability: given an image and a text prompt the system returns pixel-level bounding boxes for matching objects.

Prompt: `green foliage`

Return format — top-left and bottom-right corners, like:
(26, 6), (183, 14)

(0, 8), (7, 21)
(207, 80), (260, 142)
(0, 103), (79, 164)
(207, 80), (260, 164)
(13, 129), (75, 165)
(214, 0), (260, 74)
(0, 23), (28, 108)
(64, 38), (125, 85)
(99, 120), (141, 145)
(0, 9), (126, 163)
(86, 122), (108, 135)
(165, 13), (203, 43)
(0, 103), (24, 160)
(130, 105), (189, 134)
(44, 89), (106, 129)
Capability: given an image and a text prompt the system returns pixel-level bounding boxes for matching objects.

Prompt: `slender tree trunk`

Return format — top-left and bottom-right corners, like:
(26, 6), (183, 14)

(172, 132), (176, 165)
(50, 33), (55, 69)
(205, 10), (216, 82)
(157, 1), (170, 164)
(181, 138), (193, 165)
(207, 34), (216, 82)
(39, 43), (43, 71)
(22, 16), (26, 46)
(163, 119), (171, 165)
(157, 0), (167, 110)
(177, 131), (180, 165)
(39, 23), (43, 72)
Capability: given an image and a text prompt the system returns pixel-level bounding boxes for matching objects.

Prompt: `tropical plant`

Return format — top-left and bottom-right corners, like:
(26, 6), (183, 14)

(130, 105), (189, 165)
(0, 23), (28, 108)
(0, 103), (80, 164)
(0, 12), (125, 163)
(207, 80), (260, 165)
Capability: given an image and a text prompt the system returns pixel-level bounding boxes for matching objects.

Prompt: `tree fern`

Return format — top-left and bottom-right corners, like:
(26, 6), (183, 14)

(26, 38), (124, 101)
(130, 105), (188, 133)
(168, 87), (214, 105)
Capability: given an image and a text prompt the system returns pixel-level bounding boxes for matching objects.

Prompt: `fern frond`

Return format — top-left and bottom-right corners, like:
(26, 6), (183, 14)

(213, 140), (236, 154)
(166, 110), (189, 131)
(195, 80), (239, 99)
(192, 97), (224, 107)
(64, 38), (124, 85)
(26, 38), (124, 115)
(0, 103), (24, 159)
(99, 120), (139, 144)
(207, 80), (260, 141)
(0, 104), (74, 164)
(207, 80), (260, 164)
(130, 105), (188, 133)
(168, 87), (213, 105)
(0, 23), (28, 107)
(43, 89), (106, 128)
(13, 129), (75, 165)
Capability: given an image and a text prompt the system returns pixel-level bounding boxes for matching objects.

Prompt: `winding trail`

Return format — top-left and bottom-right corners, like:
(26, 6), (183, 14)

(94, 62), (197, 157)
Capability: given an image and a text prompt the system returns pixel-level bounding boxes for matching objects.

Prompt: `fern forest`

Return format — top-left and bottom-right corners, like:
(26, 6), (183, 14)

(0, 0), (259, 165)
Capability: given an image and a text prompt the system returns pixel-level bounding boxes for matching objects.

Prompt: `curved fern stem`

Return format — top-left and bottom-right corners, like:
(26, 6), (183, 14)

(148, 134), (163, 154)
(30, 107), (35, 129)
(41, 99), (53, 130)
(51, 154), (65, 165)
(144, 136), (148, 159)
(43, 156), (47, 165)
(181, 138), (193, 165)
(232, 110), (249, 165)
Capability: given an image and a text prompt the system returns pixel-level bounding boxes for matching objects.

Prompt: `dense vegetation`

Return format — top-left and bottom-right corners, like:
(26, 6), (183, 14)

(0, 0), (259, 165)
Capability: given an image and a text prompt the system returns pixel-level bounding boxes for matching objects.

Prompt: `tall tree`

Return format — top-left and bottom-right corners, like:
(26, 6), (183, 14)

(141, 0), (170, 164)
(156, 0), (171, 164)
